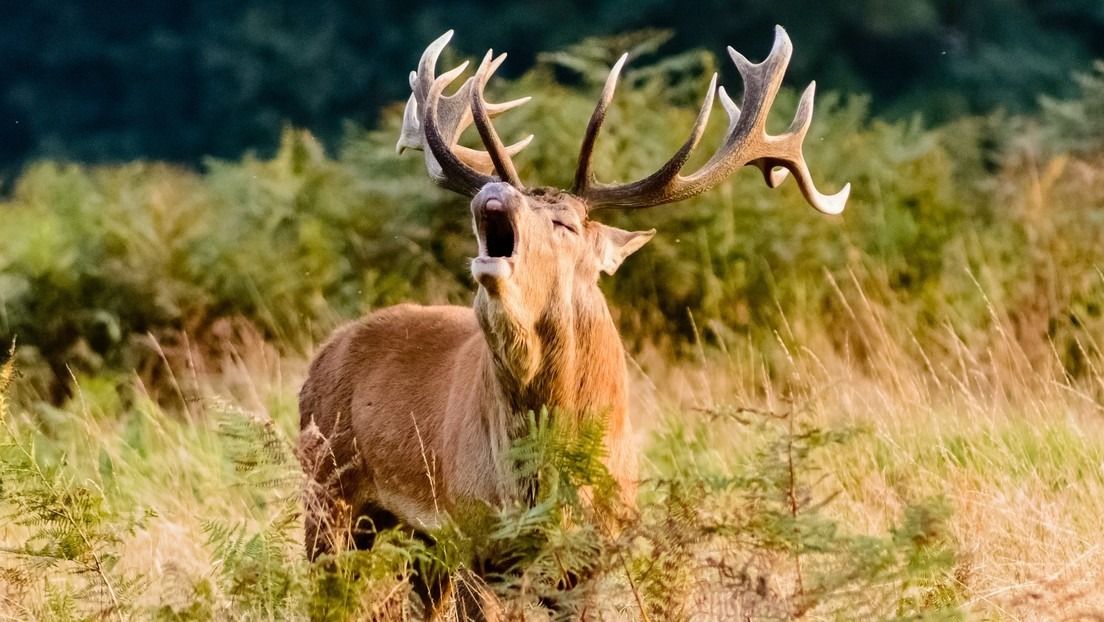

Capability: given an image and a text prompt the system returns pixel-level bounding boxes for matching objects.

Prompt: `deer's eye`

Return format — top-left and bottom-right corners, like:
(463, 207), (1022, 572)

(552, 220), (578, 235)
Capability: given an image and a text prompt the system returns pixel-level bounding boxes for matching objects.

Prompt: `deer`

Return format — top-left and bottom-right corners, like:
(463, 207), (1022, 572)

(298, 27), (848, 618)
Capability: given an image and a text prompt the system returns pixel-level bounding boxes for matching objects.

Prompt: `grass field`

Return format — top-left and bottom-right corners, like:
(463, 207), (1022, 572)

(3, 271), (1103, 620)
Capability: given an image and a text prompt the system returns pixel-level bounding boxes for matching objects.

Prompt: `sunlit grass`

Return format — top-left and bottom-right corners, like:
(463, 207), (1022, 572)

(627, 271), (1104, 621)
(3, 266), (1102, 619)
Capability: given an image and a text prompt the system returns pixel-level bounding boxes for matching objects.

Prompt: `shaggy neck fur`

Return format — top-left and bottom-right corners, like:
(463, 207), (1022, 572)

(474, 279), (627, 439)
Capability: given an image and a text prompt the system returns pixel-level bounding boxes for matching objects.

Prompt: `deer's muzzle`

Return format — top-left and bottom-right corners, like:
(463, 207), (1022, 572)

(472, 186), (521, 290)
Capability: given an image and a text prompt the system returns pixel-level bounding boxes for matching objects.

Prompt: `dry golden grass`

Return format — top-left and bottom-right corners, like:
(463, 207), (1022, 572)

(3, 268), (1104, 620)
(627, 269), (1104, 621)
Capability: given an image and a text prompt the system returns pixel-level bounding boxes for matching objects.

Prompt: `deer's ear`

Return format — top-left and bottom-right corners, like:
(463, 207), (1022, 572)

(593, 224), (656, 275)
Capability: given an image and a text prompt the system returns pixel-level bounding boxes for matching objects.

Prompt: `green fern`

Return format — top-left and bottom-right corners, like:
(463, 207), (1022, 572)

(0, 355), (151, 620)
(1042, 60), (1104, 154)
(635, 407), (963, 621)
(199, 402), (304, 617)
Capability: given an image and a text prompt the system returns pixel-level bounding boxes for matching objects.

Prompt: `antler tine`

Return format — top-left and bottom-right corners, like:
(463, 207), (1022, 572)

(422, 62), (497, 195)
(719, 85), (788, 190)
(717, 86), (740, 130)
(582, 26), (849, 215)
(582, 73), (718, 209)
(573, 53), (628, 195)
(771, 81), (851, 214)
(397, 31), (455, 156)
(713, 28), (849, 214)
(471, 51), (527, 189)
(398, 32), (535, 197)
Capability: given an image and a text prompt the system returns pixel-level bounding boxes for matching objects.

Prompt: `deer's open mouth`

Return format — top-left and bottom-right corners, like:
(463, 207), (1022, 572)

(482, 209), (516, 258)
(472, 198), (518, 287)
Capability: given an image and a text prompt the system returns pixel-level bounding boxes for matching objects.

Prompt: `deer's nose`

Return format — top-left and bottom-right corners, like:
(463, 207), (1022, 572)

(474, 182), (522, 215)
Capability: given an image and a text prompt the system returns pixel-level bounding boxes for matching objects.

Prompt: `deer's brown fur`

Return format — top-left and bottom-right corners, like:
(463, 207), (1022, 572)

(299, 184), (648, 558)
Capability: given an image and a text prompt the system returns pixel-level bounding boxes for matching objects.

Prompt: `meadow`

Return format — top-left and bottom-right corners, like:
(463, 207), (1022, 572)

(1, 39), (1103, 620)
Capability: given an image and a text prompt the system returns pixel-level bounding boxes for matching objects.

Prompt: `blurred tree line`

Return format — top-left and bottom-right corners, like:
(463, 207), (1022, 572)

(2, 0), (1102, 171)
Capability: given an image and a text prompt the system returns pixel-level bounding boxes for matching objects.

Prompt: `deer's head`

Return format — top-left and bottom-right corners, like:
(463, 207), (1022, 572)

(396, 30), (848, 381)
(466, 181), (654, 301)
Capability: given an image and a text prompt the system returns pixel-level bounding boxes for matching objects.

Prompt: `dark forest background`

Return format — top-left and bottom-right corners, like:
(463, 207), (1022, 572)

(2, 0), (1103, 171)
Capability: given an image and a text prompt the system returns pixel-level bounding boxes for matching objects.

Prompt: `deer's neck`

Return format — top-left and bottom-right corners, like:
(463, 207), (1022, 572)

(474, 284), (627, 433)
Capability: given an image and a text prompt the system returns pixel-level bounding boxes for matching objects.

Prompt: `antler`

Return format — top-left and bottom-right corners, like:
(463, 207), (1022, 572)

(470, 51), (525, 188)
(574, 26), (850, 215)
(396, 31), (532, 196)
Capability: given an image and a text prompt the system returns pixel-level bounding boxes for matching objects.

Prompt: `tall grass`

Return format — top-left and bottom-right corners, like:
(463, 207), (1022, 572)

(3, 263), (1103, 619)
(0, 335), (972, 620)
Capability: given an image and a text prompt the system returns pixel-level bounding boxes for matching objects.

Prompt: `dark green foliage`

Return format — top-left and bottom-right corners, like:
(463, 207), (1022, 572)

(0, 127), (470, 398)
(1042, 60), (1104, 154)
(443, 409), (624, 616)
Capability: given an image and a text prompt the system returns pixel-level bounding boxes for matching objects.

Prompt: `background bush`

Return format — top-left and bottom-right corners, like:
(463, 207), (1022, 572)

(3, 34), (1103, 400)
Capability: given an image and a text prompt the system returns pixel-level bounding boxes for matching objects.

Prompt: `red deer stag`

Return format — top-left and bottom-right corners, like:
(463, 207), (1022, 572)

(299, 26), (848, 613)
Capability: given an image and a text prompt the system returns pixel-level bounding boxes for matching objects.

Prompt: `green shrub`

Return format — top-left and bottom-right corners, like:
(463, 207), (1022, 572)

(2, 40), (1103, 397)
(1041, 61), (1104, 155)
